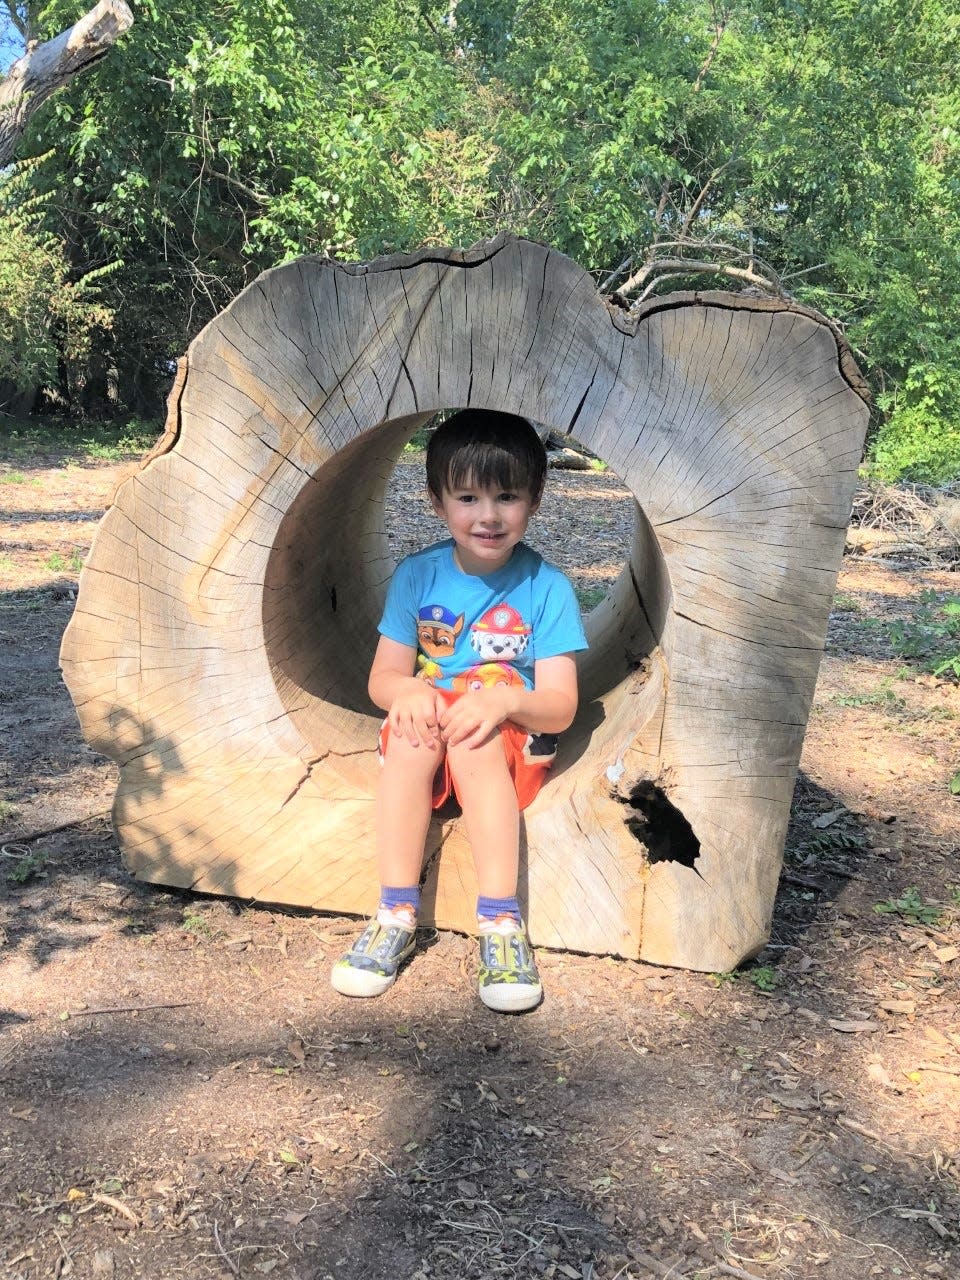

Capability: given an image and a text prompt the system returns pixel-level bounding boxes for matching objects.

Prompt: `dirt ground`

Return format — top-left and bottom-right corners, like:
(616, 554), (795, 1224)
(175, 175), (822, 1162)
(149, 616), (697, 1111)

(1, 425), (958, 1280)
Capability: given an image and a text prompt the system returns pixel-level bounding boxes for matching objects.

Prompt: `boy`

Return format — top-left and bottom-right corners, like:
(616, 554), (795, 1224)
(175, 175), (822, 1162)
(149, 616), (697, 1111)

(331, 410), (588, 1012)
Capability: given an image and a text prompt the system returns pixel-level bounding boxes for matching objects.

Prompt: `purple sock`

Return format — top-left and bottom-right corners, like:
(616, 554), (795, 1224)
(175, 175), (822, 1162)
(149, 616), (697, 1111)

(477, 894), (521, 925)
(379, 885), (421, 916)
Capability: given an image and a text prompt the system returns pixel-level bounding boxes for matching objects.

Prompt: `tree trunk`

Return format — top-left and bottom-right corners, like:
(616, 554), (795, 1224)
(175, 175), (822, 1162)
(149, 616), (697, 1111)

(0, 1), (133, 166)
(60, 235), (870, 971)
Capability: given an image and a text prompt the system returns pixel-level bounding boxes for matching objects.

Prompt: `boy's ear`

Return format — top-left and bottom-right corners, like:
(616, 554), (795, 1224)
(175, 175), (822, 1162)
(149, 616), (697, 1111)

(428, 487), (445, 518)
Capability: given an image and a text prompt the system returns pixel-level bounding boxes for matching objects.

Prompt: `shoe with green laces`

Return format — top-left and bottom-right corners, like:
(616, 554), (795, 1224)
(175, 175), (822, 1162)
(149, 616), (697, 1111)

(331, 918), (416, 997)
(477, 920), (542, 1012)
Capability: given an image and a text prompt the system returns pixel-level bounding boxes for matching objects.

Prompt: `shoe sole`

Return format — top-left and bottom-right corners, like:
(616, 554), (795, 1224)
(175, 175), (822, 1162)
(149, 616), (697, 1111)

(330, 966), (397, 998)
(479, 981), (543, 1013)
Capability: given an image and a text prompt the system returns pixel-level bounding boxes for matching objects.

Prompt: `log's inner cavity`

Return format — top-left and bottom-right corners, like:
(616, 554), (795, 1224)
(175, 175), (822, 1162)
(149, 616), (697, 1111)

(262, 413), (671, 767)
(619, 781), (701, 869)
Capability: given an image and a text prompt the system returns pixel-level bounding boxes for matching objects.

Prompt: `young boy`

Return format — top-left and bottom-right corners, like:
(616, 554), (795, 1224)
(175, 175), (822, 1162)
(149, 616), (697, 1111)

(331, 410), (588, 1012)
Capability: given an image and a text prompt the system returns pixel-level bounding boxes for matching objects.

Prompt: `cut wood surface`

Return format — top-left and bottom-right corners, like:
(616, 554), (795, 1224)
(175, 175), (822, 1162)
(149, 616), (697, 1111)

(0, 2), (133, 166)
(60, 234), (870, 970)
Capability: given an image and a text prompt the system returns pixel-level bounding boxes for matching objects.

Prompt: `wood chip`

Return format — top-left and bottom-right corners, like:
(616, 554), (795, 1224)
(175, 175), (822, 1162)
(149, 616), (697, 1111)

(829, 1019), (880, 1034)
(877, 999), (916, 1014)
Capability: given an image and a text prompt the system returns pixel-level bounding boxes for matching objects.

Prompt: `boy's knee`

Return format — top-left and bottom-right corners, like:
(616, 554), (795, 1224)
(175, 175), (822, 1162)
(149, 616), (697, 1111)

(446, 732), (507, 779)
(382, 733), (444, 777)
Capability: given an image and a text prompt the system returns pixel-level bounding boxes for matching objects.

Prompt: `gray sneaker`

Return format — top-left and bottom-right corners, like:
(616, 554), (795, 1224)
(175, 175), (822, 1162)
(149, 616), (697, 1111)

(331, 919), (416, 997)
(478, 922), (542, 1012)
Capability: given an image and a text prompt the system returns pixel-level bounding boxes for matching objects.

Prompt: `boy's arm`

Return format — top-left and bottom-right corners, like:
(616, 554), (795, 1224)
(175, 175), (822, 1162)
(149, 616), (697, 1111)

(439, 654), (578, 749)
(368, 635), (442, 747)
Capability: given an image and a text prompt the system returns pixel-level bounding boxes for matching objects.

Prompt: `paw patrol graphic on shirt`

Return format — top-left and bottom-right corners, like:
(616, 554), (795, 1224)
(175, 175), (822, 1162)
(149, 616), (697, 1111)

(470, 603), (532, 662)
(417, 605), (464, 658)
(451, 661), (526, 693)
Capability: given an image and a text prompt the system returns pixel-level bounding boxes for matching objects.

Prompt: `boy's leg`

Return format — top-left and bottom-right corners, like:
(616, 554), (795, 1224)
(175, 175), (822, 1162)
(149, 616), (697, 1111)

(376, 732), (440, 889)
(446, 733), (519, 898)
(331, 732), (440, 998)
(447, 733), (542, 1013)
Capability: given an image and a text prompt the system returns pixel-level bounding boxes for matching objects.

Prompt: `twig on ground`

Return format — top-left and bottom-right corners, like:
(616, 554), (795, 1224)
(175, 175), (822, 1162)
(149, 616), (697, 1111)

(715, 1262), (766, 1280)
(212, 1220), (240, 1277)
(0, 810), (112, 845)
(64, 1000), (197, 1017)
(92, 1192), (139, 1225)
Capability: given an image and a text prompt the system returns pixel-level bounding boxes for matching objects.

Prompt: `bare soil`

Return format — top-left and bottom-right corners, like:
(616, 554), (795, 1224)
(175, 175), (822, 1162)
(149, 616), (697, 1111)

(1, 431), (959, 1280)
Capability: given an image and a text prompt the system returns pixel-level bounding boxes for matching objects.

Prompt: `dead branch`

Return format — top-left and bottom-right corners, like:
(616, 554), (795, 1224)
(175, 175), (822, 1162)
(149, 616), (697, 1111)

(0, 1), (134, 166)
(626, 257), (780, 305)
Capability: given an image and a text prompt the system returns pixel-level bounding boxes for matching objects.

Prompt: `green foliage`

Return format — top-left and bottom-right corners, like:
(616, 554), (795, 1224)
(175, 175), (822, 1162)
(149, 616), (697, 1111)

(0, 416), (160, 463)
(1, 0), (957, 480)
(886, 591), (960, 678)
(0, 156), (115, 399)
(180, 905), (213, 936)
(873, 886), (943, 927)
(575, 583), (607, 613)
(869, 403), (960, 485)
(5, 847), (47, 884)
(746, 965), (779, 993)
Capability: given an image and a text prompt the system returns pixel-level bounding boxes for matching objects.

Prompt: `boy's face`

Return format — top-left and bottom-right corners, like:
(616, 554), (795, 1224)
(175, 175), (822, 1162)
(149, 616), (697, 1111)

(429, 477), (540, 576)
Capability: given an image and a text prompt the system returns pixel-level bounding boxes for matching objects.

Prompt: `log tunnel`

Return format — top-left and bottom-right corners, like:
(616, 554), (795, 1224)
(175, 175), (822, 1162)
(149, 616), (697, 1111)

(60, 234), (871, 971)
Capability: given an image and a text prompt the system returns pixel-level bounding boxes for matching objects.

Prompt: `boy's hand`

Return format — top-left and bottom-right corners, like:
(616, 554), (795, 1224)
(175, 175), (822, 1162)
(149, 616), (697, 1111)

(388, 680), (443, 748)
(439, 688), (516, 750)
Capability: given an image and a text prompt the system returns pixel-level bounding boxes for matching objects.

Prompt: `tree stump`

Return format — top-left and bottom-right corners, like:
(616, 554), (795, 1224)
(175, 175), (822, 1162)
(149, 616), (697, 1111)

(60, 234), (869, 971)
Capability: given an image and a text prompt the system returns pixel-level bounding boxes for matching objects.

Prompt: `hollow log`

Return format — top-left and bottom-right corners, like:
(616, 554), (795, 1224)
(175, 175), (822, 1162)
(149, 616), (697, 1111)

(60, 234), (869, 971)
(0, 2), (134, 167)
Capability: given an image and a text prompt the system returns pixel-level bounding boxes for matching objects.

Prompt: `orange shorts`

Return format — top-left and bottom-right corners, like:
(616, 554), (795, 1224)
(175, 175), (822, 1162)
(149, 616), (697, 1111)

(377, 689), (558, 812)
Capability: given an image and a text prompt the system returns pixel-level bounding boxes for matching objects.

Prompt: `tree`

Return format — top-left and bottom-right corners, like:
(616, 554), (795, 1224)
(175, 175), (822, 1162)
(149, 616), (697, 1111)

(6, 0), (959, 480)
(0, 0), (133, 164)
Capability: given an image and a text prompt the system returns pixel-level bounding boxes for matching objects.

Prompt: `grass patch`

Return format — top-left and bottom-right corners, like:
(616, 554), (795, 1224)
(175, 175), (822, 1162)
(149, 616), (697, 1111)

(0, 416), (161, 466)
(830, 678), (905, 710)
(831, 592), (860, 613)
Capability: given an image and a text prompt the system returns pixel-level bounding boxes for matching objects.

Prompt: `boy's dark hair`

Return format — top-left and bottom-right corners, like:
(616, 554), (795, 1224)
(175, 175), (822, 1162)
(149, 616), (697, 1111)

(425, 409), (547, 501)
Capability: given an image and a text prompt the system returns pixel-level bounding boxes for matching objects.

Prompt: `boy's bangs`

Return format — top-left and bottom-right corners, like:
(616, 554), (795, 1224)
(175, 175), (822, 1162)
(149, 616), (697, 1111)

(446, 444), (532, 495)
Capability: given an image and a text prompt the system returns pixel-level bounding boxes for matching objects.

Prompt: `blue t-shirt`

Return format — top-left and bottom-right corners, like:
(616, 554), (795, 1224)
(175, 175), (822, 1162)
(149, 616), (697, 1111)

(378, 539), (588, 693)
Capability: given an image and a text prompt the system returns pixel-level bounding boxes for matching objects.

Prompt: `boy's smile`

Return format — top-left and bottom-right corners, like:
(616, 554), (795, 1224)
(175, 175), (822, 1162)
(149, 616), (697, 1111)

(429, 480), (540, 576)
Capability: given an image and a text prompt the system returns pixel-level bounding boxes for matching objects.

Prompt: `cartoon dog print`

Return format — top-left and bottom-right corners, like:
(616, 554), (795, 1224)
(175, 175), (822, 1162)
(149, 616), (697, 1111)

(451, 661), (526, 694)
(417, 604), (464, 658)
(469, 603), (532, 663)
